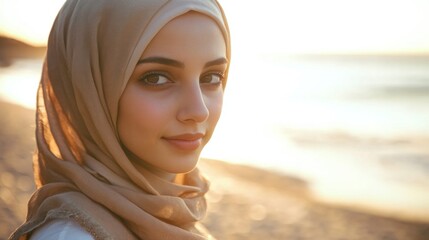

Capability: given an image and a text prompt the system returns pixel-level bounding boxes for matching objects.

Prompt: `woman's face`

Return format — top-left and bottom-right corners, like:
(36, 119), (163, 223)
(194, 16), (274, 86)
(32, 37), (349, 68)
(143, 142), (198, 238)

(117, 12), (227, 174)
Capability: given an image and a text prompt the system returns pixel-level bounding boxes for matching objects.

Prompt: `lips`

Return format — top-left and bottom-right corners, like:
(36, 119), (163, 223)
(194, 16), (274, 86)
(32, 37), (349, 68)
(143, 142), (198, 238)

(162, 133), (204, 151)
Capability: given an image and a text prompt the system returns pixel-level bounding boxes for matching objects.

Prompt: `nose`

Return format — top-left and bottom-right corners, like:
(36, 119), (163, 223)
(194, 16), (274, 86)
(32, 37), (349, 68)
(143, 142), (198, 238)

(177, 83), (209, 123)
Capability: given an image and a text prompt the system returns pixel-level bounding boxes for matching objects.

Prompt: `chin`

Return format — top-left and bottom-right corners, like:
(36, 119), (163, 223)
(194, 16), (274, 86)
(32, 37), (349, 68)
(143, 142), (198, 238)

(165, 156), (200, 174)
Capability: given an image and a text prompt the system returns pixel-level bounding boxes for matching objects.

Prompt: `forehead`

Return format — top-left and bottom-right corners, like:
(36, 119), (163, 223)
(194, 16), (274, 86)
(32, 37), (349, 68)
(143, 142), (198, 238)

(140, 12), (227, 58)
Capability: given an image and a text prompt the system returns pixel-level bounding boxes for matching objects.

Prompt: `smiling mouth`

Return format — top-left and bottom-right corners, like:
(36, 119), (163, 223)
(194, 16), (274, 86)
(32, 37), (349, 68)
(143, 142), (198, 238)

(162, 133), (204, 151)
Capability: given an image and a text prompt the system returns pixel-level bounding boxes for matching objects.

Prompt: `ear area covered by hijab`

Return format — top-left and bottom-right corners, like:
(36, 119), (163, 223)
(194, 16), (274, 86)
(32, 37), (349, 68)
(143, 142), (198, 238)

(9, 0), (230, 239)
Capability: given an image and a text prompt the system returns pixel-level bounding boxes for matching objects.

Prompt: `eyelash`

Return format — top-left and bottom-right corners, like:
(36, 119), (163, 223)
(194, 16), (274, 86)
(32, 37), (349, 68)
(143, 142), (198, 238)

(201, 71), (225, 86)
(138, 71), (225, 87)
(139, 71), (172, 87)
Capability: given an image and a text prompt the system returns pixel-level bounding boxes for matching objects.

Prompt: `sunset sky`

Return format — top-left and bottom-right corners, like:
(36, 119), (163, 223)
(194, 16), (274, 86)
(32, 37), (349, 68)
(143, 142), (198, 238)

(1, 0), (429, 55)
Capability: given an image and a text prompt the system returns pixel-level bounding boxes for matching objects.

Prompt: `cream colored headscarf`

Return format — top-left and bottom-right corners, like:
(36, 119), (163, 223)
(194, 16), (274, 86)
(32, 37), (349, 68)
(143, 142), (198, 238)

(9, 0), (230, 239)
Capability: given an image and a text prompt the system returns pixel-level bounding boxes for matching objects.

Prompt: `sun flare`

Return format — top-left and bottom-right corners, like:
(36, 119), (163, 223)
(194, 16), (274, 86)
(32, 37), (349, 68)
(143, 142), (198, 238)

(1, 0), (428, 53)
(0, 0), (65, 46)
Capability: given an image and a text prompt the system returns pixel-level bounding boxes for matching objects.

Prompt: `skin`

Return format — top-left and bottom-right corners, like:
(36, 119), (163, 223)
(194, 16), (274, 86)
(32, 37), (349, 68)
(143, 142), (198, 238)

(117, 12), (227, 180)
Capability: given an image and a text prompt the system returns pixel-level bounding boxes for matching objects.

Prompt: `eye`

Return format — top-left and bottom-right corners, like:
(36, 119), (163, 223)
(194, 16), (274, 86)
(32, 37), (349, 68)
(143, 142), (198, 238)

(200, 72), (224, 85)
(139, 72), (172, 86)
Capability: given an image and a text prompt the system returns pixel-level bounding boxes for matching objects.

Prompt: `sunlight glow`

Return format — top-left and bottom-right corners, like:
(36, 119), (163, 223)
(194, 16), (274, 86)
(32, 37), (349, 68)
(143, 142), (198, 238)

(0, 59), (42, 109)
(1, 0), (428, 53)
(0, 0), (65, 46)
(219, 0), (429, 54)
(1, 0), (429, 224)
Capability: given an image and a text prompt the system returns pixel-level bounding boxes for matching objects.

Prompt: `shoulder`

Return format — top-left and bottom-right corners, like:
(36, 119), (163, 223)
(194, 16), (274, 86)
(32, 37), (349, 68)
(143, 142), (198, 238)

(30, 219), (94, 240)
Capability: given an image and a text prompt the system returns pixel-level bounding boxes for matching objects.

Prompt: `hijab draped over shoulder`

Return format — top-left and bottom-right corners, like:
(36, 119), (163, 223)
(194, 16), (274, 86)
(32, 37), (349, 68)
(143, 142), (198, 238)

(9, 0), (230, 239)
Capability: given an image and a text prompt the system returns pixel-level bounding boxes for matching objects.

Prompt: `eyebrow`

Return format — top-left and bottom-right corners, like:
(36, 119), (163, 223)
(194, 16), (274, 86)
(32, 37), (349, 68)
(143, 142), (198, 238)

(204, 57), (228, 68)
(137, 57), (184, 68)
(137, 57), (228, 68)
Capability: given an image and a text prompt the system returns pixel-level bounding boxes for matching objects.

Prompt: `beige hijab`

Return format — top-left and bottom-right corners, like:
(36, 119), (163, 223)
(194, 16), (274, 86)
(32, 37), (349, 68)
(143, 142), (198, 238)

(9, 0), (230, 239)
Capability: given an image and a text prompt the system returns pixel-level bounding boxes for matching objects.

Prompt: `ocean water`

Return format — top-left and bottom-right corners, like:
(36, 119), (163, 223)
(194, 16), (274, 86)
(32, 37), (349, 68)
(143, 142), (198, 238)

(205, 54), (429, 221)
(1, 56), (429, 222)
(0, 59), (41, 109)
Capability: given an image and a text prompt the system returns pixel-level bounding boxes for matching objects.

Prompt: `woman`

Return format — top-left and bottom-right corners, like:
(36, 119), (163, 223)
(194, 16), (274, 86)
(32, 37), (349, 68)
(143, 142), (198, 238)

(9, 0), (230, 239)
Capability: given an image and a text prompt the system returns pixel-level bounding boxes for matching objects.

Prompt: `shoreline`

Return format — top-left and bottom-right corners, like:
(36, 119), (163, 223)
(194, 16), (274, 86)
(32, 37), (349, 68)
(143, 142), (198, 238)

(1, 100), (428, 239)
(200, 158), (429, 225)
(198, 158), (429, 239)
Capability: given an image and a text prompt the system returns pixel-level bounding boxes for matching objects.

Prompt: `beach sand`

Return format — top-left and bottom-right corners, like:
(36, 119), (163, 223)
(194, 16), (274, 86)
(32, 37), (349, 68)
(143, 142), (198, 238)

(1, 100), (428, 240)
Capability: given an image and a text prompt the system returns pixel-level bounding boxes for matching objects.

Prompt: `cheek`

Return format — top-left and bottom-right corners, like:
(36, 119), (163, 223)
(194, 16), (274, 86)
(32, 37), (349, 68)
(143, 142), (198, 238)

(117, 88), (172, 141)
(206, 92), (224, 125)
(202, 92), (223, 145)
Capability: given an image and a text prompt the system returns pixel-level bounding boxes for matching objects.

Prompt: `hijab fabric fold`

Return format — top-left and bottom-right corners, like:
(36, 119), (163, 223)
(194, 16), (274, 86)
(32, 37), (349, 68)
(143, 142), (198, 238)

(9, 0), (230, 239)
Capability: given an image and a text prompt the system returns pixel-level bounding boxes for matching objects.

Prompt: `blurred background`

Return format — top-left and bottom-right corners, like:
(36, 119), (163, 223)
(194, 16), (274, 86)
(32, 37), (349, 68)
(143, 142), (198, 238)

(1, 0), (429, 239)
